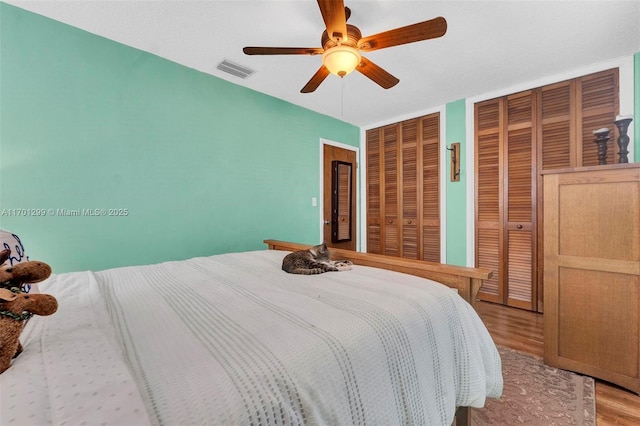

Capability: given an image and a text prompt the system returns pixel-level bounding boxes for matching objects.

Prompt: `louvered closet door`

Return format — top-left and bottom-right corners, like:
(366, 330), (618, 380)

(536, 81), (574, 310)
(536, 68), (619, 310)
(383, 125), (400, 256)
(476, 94), (537, 310)
(366, 113), (440, 259)
(397, 114), (441, 261)
(366, 129), (382, 253)
(476, 99), (503, 303)
(476, 68), (619, 311)
(422, 114), (440, 262)
(579, 69), (619, 166)
(539, 81), (574, 170)
(538, 68), (619, 169)
(401, 119), (419, 259)
(505, 92), (536, 310)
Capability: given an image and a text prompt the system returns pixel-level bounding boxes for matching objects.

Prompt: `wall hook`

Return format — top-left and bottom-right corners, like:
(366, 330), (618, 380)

(447, 143), (461, 182)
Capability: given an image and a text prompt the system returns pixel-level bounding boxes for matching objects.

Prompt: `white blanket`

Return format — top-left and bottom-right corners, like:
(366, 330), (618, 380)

(1, 250), (502, 425)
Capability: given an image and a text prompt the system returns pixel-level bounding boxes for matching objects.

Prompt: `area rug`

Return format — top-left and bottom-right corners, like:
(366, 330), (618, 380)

(471, 346), (595, 425)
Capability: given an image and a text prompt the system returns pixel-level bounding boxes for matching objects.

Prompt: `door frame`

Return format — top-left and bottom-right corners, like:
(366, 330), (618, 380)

(319, 138), (360, 250)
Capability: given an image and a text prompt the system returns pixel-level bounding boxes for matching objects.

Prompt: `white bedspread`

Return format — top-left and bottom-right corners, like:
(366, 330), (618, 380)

(1, 250), (502, 425)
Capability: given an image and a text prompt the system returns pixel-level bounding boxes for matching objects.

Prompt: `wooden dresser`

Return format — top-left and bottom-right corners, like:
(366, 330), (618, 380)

(543, 163), (640, 393)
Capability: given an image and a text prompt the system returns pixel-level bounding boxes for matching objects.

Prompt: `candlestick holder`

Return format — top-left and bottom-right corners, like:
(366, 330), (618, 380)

(613, 115), (633, 163)
(592, 128), (610, 165)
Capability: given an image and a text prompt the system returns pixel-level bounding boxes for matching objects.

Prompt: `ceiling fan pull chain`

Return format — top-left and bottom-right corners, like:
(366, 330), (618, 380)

(341, 77), (345, 119)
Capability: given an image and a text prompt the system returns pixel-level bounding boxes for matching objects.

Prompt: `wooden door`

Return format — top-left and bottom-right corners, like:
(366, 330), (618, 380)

(535, 68), (619, 309)
(421, 115), (441, 262)
(476, 68), (619, 311)
(398, 116), (441, 262)
(537, 79), (575, 310)
(536, 68), (619, 171)
(366, 123), (401, 256)
(366, 113), (440, 260)
(323, 144), (357, 251)
(475, 92), (538, 311)
(504, 91), (536, 310)
(401, 119), (419, 259)
(578, 69), (620, 166)
(475, 98), (504, 304)
(366, 128), (382, 253)
(383, 125), (400, 256)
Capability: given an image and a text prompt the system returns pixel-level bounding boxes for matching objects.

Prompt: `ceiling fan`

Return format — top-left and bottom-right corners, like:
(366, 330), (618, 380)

(243, 0), (447, 93)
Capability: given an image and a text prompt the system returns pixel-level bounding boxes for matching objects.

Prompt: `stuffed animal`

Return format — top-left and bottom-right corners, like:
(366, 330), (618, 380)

(0, 248), (52, 293)
(0, 288), (58, 373)
(0, 248), (56, 373)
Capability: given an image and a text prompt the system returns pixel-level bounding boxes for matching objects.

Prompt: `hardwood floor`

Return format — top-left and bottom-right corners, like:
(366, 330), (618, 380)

(476, 301), (640, 426)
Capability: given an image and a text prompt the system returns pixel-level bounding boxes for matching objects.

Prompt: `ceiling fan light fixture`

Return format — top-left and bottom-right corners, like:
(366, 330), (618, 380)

(322, 45), (361, 77)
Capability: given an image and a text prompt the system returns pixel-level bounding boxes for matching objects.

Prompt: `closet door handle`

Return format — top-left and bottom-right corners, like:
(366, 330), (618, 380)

(516, 224), (523, 229)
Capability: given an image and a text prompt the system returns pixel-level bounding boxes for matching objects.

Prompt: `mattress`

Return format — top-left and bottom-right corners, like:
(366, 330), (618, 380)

(1, 249), (502, 425)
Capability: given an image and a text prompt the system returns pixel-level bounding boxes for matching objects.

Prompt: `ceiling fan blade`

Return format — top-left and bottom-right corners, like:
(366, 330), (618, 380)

(317, 0), (348, 42)
(301, 66), (331, 93)
(243, 47), (324, 55)
(356, 56), (399, 89)
(358, 16), (447, 52)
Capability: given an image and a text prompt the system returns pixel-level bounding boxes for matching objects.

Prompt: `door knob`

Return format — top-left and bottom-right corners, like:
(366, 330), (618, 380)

(323, 220), (330, 225)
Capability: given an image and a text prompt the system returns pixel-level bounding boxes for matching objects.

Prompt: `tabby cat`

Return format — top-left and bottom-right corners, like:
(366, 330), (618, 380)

(281, 242), (352, 275)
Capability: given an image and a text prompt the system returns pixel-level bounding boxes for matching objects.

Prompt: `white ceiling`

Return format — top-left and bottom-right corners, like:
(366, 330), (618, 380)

(6, 0), (640, 127)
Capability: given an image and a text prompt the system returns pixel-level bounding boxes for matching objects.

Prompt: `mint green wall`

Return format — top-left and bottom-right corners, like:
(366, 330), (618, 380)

(444, 100), (466, 266)
(0, 4), (359, 272)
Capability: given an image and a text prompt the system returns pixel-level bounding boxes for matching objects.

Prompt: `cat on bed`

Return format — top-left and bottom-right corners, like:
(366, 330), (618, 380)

(282, 242), (353, 275)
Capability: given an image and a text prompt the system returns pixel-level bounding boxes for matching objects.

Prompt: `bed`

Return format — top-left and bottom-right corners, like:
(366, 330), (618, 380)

(0, 240), (502, 425)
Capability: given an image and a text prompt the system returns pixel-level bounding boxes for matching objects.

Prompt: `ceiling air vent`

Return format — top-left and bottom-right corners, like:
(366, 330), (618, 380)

(216, 59), (255, 79)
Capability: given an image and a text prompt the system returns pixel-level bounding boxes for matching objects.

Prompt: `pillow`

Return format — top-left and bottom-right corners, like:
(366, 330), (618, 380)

(0, 228), (37, 293)
(0, 229), (30, 265)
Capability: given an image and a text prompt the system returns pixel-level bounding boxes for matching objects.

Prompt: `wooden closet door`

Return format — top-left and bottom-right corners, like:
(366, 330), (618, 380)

(537, 68), (619, 170)
(366, 129), (382, 253)
(578, 69), (619, 166)
(536, 68), (619, 310)
(536, 80), (574, 310)
(366, 113), (440, 260)
(397, 114), (441, 262)
(401, 119), (419, 259)
(476, 68), (619, 311)
(422, 114), (440, 262)
(475, 99), (503, 303)
(504, 92), (536, 310)
(383, 125), (400, 256)
(476, 93), (537, 310)
(538, 80), (575, 170)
